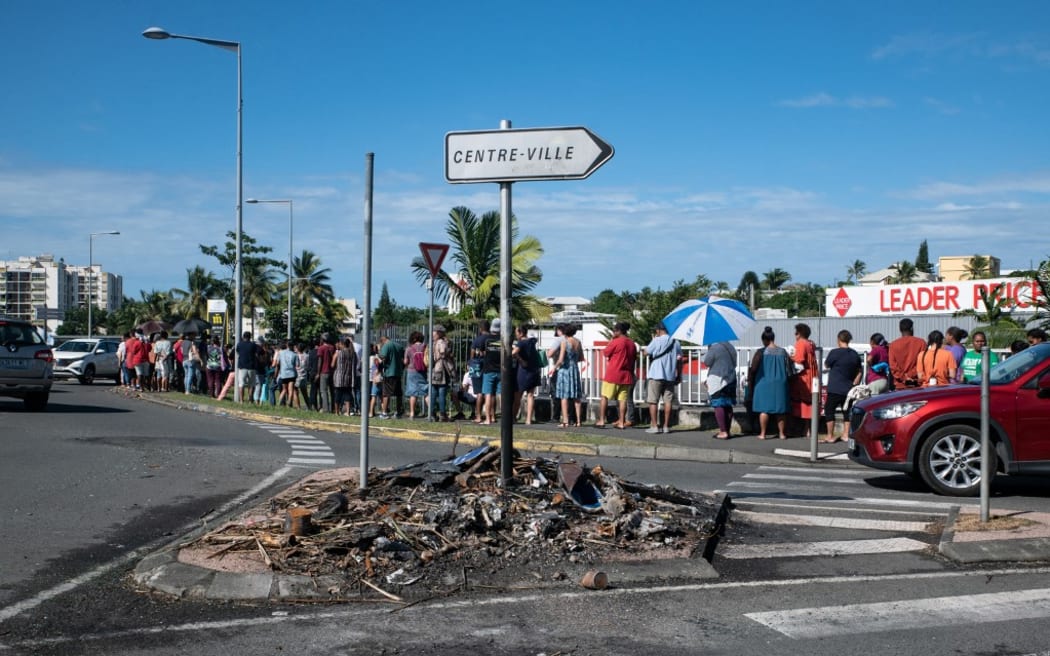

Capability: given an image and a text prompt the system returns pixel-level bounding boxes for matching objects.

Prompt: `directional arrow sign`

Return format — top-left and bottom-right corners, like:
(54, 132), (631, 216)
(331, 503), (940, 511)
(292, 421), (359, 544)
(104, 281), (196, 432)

(419, 242), (449, 277)
(445, 126), (614, 183)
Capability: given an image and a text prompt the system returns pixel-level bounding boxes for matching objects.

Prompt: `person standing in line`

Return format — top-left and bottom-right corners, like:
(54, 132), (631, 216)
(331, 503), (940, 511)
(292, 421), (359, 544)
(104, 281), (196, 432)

(469, 319), (491, 424)
(350, 339), (364, 415)
(126, 330), (150, 392)
(821, 330), (862, 444)
(275, 339), (300, 408)
(181, 332), (200, 395)
(429, 325), (455, 422)
(889, 318), (926, 389)
(916, 330), (956, 387)
(305, 337), (320, 411)
(553, 324), (584, 428)
(703, 340), (737, 439)
(204, 336), (227, 398)
(960, 330), (998, 383)
(253, 339), (269, 404)
(316, 333), (336, 413)
(378, 334), (405, 419)
(546, 324), (567, 424)
(404, 331), (429, 419)
(790, 323), (817, 438)
(368, 342), (384, 418)
(595, 322), (638, 429)
(153, 331), (172, 393)
(234, 331), (258, 403)
(865, 333), (891, 395)
(294, 342), (310, 407)
(480, 319), (505, 425)
(944, 326), (968, 382)
(642, 322), (681, 435)
(512, 325), (541, 425)
(1027, 328), (1047, 346)
(751, 327), (791, 440)
(117, 332), (130, 388)
(331, 338), (353, 415)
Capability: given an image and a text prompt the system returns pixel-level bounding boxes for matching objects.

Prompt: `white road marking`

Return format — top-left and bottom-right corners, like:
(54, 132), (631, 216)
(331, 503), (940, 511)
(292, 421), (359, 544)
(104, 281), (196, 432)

(0, 466), (293, 625)
(8, 567), (1050, 650)
(774, 448), (848, 460)
(746, 587), (1050, 639)
(285, 444), (332, 451)
(741, 473), (867, 484)
(720, 537), (928, 559)
(288, 457), (336, 465)
(756, 465), (870, 476)
(732, 499), (947, 518)
(734, 510), (931, 532)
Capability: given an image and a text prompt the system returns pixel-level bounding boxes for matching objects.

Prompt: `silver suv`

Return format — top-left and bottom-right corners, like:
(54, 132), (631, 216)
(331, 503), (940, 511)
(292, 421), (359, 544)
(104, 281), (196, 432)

(0, 317), (54, 411)
(53, 337), (121, 385)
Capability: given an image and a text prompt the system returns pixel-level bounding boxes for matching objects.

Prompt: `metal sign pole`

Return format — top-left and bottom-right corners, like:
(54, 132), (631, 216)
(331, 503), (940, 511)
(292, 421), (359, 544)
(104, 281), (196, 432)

(811, 346), (823, 462)
(499, 119), (514, 484)
(359, 152), (374, 492)
(980, 347), (991, 521)
(427, 277), (435, 421)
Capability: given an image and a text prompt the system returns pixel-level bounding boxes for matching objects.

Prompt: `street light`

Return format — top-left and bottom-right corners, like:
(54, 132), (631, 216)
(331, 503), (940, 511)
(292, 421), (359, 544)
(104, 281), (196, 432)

(88, 231), (120, 338)
(245, 198), (294, 341)
(144, 25), (244, 402)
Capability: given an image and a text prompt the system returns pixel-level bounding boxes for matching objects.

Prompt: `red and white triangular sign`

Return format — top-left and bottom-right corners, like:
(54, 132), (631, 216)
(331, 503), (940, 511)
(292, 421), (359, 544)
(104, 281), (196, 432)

(419, 242), (449, 277)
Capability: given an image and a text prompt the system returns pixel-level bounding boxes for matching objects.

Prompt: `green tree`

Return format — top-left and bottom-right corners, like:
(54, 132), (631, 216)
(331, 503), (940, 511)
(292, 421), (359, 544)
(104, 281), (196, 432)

(762, 268), (791, 291)
(590, 289), (630, 316)
(56, 307), (91, 336)
(846, 259), (867, 284)
(171, 266), (222, 319)
(915, 239), (934, 274)
(963, 255), (992, 280)
(888, 260), (919, 284)
(628, 275), (713, 345)
(410, 206), (545, 322)
(737, 271), (761, 308)
(765, 283), (825, 317)
(373, 283), (399, 327)
(290, 250), (335, 307)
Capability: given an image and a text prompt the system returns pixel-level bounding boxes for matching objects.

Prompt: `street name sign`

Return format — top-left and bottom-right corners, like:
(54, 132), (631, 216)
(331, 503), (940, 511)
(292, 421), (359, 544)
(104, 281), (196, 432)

(445, 126), (614, 183)
(419, 242), (449, 277)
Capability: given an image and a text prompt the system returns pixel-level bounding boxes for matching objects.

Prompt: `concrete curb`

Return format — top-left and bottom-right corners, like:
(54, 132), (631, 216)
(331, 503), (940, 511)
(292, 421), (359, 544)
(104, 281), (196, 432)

(938, 505), (1050, 564)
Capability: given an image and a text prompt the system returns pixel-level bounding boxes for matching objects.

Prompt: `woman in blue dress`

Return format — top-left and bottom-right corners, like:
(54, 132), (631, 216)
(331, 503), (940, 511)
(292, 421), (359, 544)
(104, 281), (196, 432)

(553, 324), (584, 428)
(750, 326), (791, 440)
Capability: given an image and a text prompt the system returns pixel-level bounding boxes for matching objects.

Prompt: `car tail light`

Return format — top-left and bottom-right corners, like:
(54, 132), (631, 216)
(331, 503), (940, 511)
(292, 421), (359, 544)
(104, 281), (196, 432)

(34, 349), (54, 363)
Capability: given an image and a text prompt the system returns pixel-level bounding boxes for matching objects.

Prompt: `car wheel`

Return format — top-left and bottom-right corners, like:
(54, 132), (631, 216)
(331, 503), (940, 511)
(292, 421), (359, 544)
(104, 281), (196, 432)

(917, 425), (994, 497)
(79, 365), (96, 385)
(23, 391), (49, 412)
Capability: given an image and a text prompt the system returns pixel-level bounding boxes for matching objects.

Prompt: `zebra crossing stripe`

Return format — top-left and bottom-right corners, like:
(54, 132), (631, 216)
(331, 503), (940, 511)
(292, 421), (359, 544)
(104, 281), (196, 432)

(732, 499), (948, 518)
(285, 444), (331, 451)
(720, 537), (927, 559)
(734, 510), (931, 532)
(745, 587), (1050, 639)
(742, 473), (868, 485)
(288, 457), (336, 465)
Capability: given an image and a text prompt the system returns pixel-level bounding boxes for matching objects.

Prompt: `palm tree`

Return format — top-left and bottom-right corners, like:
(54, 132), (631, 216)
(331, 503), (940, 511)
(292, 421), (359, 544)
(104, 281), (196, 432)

(846, 259), (867, 284)
(411, 206), (545, 321)
(290, 250), (335, 306)
(240, 259), (279, 330)
(963, 255), (992, 280)
(888, 260), (919, 284)
(762, 268), (791, 291)
(171, 266), (221, 319)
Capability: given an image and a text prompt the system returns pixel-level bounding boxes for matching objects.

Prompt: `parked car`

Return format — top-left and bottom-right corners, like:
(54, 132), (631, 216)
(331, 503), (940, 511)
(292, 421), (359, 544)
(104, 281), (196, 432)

(848, 342), (1050, 496)
(52, 337), (122, 384)
(0, 317), (54, 411)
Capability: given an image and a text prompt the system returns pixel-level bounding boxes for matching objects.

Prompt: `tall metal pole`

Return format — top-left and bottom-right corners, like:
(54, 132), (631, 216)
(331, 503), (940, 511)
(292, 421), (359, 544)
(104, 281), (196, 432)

(287, 200), (293, 342)
(499, 119), (514, 484)
(979, 347), (991, 521)
(810, 346), (823, 462)
(427, 277), (435, 421)
(359, 153), (374, 492)
(142, 27), (243, 402)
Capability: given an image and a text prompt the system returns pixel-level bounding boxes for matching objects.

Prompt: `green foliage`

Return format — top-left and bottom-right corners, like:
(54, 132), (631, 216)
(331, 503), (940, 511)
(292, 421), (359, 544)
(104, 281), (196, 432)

(846, 259), (866, 284)
(590, 289), (630, 316)
(56, 306), (90, 335)
(263, 299), (347, 345)
(762, 268), (791, 291)
(915, 239), (934, 274)
(963, 254), (992, 280)
(627, 275), (713, 345)
(763, 284), (825, 317)
(372, 282), (426, 328)
(888, 260), (919, 284)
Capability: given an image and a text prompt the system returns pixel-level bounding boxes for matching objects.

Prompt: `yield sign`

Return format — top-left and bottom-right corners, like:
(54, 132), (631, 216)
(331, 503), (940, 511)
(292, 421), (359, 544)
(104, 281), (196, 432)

(419, 242), (449, 277)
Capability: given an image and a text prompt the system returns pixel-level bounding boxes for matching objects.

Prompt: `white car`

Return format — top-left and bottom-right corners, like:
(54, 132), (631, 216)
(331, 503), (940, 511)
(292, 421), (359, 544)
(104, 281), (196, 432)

(52, 338), (122, 384)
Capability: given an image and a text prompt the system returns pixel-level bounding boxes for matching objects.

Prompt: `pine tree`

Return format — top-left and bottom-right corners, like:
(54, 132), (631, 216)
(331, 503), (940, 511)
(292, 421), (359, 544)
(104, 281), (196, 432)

(374, 283), (398, 327)
(915, 240), (934, 274)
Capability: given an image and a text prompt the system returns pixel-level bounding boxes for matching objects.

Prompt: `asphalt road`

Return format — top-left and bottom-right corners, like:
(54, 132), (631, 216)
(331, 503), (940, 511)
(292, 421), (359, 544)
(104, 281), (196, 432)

(2, 382), (1050, 655)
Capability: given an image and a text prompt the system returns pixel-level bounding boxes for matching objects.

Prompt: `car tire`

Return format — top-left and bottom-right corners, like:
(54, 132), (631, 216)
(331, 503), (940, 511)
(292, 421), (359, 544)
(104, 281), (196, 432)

(23, 391), (48, 412)
(917, 425), (994, 497)
(79, 365), (96, 385)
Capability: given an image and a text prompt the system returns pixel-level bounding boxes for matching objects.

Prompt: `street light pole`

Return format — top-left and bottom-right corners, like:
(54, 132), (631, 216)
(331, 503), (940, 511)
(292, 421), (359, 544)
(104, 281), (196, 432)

(143, 26), (243, 402)
(87, 231), (119, 338)
(245, 199), (294, 341)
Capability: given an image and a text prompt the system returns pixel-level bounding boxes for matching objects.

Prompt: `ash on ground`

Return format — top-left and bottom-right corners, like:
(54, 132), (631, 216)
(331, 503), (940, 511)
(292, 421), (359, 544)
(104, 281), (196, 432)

(179, 445), (723, 602)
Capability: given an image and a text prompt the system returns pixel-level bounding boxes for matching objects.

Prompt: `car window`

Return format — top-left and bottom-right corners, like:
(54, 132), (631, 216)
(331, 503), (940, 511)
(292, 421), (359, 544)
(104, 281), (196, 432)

(58, 341), (93, 353)
(0, 322), (45, 347)
(990, 343), (1050, 384)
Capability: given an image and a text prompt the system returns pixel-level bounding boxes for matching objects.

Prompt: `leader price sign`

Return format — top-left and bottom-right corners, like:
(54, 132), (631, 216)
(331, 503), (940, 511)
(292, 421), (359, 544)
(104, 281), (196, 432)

(445, 126), (614, 183)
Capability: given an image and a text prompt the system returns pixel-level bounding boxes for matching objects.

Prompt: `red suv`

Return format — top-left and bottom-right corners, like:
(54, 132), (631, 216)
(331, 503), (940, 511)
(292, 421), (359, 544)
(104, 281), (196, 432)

(848, 343), (1050, 496)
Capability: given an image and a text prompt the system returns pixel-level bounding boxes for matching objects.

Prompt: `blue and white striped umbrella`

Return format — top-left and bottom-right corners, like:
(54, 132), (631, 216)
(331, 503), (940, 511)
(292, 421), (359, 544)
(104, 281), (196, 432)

(661, 295), (756, 345)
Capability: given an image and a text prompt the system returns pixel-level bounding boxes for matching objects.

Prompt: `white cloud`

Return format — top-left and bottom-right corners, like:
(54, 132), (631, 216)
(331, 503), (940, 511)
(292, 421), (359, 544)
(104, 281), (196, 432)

(778, 93), (894, 109)
(906, 174), (1050, 199)
(873, 32), (1050, 68)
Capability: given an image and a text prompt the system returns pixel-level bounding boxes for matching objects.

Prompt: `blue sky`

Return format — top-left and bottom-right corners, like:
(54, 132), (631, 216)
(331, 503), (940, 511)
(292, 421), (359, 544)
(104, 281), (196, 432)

(3, 1), (1049, 311)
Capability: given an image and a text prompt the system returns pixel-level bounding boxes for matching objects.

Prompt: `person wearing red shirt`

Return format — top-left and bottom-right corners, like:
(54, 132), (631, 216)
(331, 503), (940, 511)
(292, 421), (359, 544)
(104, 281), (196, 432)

(889, 318), (927, 389)
(125, 330), (151, 392)
(595, 322), (638, 429)
(315, 333), (336, 413)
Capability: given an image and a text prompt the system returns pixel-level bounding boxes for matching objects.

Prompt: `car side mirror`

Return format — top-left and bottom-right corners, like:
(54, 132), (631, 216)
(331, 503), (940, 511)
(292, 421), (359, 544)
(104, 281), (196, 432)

(95, 348), (106, 354)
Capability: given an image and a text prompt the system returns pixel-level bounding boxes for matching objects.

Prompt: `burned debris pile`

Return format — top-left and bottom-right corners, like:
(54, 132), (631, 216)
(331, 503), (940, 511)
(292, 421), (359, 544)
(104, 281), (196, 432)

(180, 446), (722, 599)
